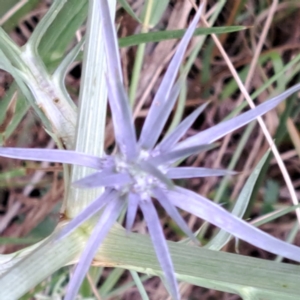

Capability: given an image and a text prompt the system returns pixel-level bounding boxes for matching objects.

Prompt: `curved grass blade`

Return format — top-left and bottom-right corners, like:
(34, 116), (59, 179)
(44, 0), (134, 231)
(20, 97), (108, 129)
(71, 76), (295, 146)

(175, 83), (300, 150)
(139, 3), (204, 149)
(38, 0), (88, 71)
(139, 199), (180, 300)
(54, 37), (85, 87)
(0, 27), (23, 69)
(157, 103), (208, 153)
(169, 187), (300, 263)
(0, 147), (104, 169)
(28, 0), (66, 51)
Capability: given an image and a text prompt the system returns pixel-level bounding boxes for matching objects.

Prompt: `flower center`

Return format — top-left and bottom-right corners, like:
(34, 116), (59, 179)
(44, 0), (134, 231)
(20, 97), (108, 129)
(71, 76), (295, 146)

(114, 153), (157, 198)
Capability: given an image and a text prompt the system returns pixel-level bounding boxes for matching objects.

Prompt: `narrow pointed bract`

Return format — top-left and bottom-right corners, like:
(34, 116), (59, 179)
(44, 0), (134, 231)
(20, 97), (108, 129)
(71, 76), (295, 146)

(149, 144), (217, 165)
(175, 83), (300, 150)
(167, 167), (236, 178)
(157, 102), (208, 153)
(64, 196), (124, 300)
(56, 189), (116, 241)
(138, 77), (184, 150)
(168, 187), (300, 262)
(139, 160), (174, 188)
(126, 193), (139, 233)
(139, 199), (180, 300)
(105, 74), (138, 159)
(153, 187), (198, 244)
(139, 3), (205, 150)
(1, 0), (300, 299)
(73, 170), (132, 188)
(97, 0), (137, 160)
(0, 147), (103, 169)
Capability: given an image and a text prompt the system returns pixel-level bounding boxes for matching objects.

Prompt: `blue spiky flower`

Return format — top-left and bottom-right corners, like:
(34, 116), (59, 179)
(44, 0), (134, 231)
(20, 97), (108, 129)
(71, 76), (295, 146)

(1, 1), (300, 299)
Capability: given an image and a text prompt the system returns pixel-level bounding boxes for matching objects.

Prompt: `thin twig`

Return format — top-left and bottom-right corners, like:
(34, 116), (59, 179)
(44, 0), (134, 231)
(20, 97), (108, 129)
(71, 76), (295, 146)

(200, 9), (300, 223)
(87, 272), (102, 300)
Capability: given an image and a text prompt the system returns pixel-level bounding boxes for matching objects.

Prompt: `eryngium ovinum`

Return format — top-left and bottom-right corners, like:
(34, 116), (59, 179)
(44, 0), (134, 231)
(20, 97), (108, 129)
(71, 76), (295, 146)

(1, 1), (300, 299)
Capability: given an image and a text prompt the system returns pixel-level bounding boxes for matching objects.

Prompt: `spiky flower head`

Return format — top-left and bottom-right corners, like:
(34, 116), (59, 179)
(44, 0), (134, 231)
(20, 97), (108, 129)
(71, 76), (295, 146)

(1, 1), (300, 299)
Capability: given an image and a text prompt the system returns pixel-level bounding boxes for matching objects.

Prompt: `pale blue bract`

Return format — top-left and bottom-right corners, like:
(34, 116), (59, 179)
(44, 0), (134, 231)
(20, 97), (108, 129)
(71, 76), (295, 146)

(1, 1), (300, 299)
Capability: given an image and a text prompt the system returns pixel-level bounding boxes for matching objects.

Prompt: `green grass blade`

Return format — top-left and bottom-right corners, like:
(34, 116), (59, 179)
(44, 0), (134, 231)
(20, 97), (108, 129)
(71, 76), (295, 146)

(1, 225), (300, 299)
(38, 0), (88, 71)
(119, 26), (247, 47)
(0, 0), (40, 32)
(65, 0), (116, 216)
(0, 237), (42, 245)
(118, 0), (142, 23)
(27, 0), (67, 53)
(205, 150), (270, 250)
(140, 0), (169, 27)
(99, 268), (125, 296)
(130, 270), (150, 300)
(0, 27), (25, 71)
